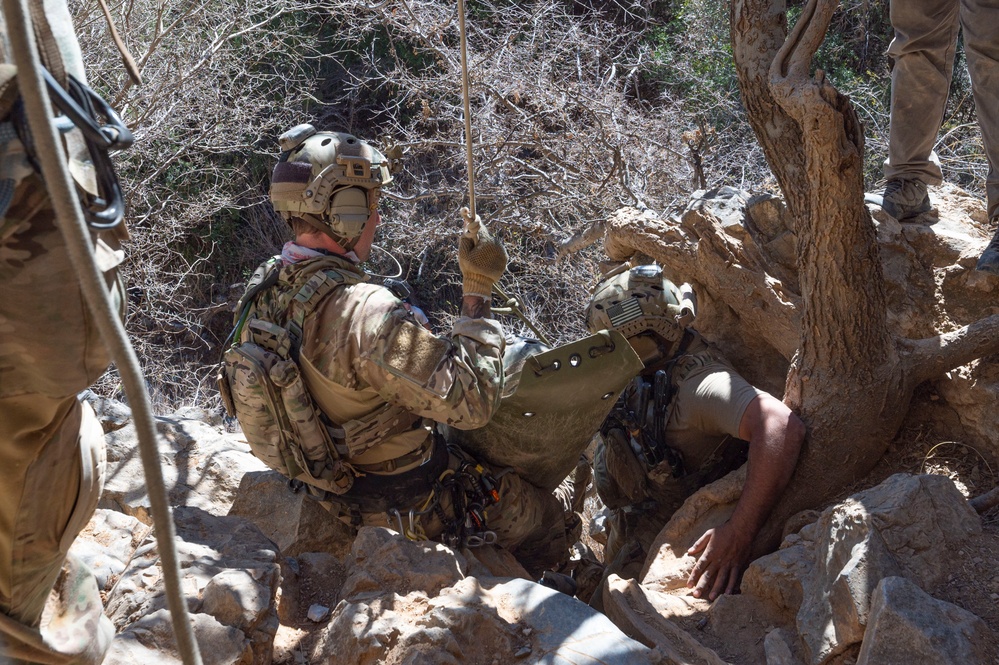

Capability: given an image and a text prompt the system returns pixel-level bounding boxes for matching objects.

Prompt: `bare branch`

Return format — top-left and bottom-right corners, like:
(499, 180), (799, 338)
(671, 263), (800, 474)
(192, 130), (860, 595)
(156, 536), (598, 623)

(902, 314), (999, 387)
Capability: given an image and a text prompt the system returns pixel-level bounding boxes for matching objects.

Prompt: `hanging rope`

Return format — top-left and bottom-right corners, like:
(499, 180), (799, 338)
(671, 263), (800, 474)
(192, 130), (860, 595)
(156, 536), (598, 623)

(1, 2), (203, 664)
(456, 0), (476, 218)
(454, 1), (552, 347)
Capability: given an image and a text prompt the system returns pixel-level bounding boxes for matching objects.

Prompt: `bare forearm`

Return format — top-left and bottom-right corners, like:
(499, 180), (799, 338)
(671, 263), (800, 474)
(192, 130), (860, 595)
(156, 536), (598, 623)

(687, 398), (803, 599)
(461, 295), (490, 319)
(732, 402), (804, 538)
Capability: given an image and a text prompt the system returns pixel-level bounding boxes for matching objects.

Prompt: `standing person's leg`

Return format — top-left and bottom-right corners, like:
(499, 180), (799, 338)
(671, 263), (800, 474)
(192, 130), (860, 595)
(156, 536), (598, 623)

(962, 0), (999, 271)
(962, 0), (999, 220)
(1, 172), (119, 662)
(882, 0), (960, 219)
(0, 396), (106, 624)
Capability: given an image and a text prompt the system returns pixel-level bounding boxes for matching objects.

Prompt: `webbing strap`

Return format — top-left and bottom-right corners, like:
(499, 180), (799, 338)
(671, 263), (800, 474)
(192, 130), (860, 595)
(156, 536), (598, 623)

(27, 0), (65, 87)
(287, 269), (348, 347)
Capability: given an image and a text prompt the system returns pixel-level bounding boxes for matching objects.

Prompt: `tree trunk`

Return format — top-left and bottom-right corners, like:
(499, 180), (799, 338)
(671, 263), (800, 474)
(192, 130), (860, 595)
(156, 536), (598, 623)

(605, 0), (999, 557)
(732, 0), (999, 553)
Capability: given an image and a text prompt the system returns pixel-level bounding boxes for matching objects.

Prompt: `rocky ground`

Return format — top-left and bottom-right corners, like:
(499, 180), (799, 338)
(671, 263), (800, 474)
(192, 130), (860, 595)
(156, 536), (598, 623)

(60, 389), (999, 665)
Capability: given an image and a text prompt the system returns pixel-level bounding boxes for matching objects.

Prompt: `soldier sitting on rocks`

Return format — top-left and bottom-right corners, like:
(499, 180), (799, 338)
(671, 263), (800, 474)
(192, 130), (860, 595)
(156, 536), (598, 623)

(583, 264), (805, 604)
(220, 125), (573, 578)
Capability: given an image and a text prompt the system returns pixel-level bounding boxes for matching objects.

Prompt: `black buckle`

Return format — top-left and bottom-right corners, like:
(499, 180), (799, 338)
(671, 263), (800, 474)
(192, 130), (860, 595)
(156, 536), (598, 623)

(34, 70), (133, 230)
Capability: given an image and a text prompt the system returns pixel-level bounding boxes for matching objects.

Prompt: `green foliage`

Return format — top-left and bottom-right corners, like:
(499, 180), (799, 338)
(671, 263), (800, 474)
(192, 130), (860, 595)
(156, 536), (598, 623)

(640, 0), (739, 122)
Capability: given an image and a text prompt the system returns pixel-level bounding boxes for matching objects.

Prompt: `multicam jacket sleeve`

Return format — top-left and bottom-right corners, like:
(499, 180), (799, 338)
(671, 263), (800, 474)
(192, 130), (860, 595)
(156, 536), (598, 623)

(305, 282), (506, 430)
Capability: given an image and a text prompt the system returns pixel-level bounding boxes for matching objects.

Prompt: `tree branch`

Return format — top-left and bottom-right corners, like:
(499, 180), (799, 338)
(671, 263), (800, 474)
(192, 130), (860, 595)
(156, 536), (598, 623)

(771, 0), (833, 83)
(603, 206), (801, 360)
(902, 314), (999, 386)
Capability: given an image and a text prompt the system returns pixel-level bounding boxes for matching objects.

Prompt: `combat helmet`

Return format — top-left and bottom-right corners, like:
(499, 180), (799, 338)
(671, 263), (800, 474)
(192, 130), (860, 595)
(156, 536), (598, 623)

(269, 124), (396, 248)
(585, 264), (696, 364)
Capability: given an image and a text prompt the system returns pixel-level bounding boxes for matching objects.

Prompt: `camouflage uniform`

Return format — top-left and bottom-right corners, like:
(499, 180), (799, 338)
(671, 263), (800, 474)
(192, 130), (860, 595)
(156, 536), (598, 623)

(594, 334), (765, 583)
(247, 245), (568, 575)
(0, 5), (117, 663)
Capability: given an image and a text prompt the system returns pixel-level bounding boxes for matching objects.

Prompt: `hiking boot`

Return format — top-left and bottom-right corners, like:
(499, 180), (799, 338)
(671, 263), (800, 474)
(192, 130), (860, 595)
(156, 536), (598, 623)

(976, 222), (999, 275)
(539, 570), (578, 596)
(881, 178), (932, 222)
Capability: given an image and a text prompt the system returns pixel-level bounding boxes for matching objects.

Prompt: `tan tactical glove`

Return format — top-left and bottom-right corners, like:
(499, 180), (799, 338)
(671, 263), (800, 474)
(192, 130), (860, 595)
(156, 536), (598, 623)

(458, 207), (508, 299)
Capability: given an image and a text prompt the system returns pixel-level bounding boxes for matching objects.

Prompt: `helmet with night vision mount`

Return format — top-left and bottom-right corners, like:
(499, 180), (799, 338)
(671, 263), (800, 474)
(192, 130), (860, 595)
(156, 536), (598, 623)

(585, 264), (697, 363)
(269, 124), (398, 247)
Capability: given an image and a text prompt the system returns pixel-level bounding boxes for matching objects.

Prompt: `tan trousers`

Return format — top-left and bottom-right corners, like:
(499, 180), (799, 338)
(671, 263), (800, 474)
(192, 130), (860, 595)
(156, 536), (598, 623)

(0, 173), (119, 664)
(886, 0), (999, 218)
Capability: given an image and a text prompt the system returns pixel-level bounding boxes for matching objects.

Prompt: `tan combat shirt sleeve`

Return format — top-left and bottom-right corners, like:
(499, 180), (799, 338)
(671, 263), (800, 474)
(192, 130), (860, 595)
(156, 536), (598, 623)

(306, 283), (506, 430)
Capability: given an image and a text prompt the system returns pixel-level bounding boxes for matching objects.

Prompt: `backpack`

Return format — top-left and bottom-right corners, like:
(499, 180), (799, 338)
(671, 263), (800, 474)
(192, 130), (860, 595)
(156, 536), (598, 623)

(216, 256), (366, 496)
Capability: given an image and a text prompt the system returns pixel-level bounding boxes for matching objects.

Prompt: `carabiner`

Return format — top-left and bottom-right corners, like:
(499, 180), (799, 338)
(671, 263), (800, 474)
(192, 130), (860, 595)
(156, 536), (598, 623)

(24, 69), (134, 230)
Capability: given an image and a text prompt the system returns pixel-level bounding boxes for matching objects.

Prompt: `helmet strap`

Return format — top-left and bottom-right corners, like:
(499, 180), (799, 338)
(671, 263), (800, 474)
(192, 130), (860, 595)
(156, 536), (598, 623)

(350, 210), (380, 262)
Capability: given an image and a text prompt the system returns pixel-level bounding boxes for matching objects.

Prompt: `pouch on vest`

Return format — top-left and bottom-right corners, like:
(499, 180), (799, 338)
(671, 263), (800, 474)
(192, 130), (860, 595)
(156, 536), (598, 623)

(218, 259), (424, 496)
(219, 263), (357, 496)
(222, 325), (354, 495)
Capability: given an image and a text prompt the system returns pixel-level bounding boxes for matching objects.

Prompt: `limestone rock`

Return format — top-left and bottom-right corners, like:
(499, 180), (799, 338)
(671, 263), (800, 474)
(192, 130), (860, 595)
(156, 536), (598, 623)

(340, 526), (467, 600)
(79, 391), (133, 433)
(104, 507), (280, 665)
(315, 576), (661, 665)
(100, 409), (268, 523)
(228, 470), (355, 558)
(602, 574), (726, 665)
(857, 576), (997, 665)
(740, 534), (813, 625)
(201, 568), (279, 664)
(640, 465), (745, 591)
(304, 526), (658, 664)
(764, 628), (802, 665)
(68, 509), (148, 591)
(460, 544), (532, 581)
(103, 609), (252, 665)
(306, 604), (329, 622)
(742, 473), (981, 665)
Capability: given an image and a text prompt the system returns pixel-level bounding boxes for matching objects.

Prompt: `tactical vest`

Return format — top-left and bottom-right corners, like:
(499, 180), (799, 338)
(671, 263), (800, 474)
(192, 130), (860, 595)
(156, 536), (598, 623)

(594, 332), (747, 512)
(218, 255), (420, 496)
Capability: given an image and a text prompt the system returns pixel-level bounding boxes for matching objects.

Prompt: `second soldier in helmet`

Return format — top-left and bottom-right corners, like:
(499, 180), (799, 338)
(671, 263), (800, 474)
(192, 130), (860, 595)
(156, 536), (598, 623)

(585, 264), (805, 604)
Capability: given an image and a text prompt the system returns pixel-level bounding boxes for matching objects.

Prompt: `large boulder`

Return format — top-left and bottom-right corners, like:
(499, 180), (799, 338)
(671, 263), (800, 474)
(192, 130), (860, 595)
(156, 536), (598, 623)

(607, 472), (988, 665)
(308, 527), (660, 664)
(228, 470), (355, 559)
(103, 506), (280, 665)
(100, 409), (268, 523)
(742, 473), (982, 664)
(103, 609), (252, 665)
(338, 526), (468, 600)
(856, 576), (997, 665)
(67, 509), (149, 592)
(316, 576), (662, 665)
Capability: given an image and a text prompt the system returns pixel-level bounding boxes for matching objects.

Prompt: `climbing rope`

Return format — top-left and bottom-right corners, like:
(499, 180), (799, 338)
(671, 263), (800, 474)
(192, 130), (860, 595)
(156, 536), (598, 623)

(456, 0), (476, 219)
(2, 2), (203, 664)
(454, 2), (552, 347)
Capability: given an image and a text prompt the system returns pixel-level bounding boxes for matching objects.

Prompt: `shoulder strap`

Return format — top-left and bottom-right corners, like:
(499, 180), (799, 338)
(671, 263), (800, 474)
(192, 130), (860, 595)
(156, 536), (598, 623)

(27, 2), (66, 87)
(286, 268), (361, 354)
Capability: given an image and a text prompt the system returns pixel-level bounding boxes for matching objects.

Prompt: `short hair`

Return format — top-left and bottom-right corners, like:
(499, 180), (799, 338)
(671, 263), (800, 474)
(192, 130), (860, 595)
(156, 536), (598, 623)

(288, 216), (314, 237)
